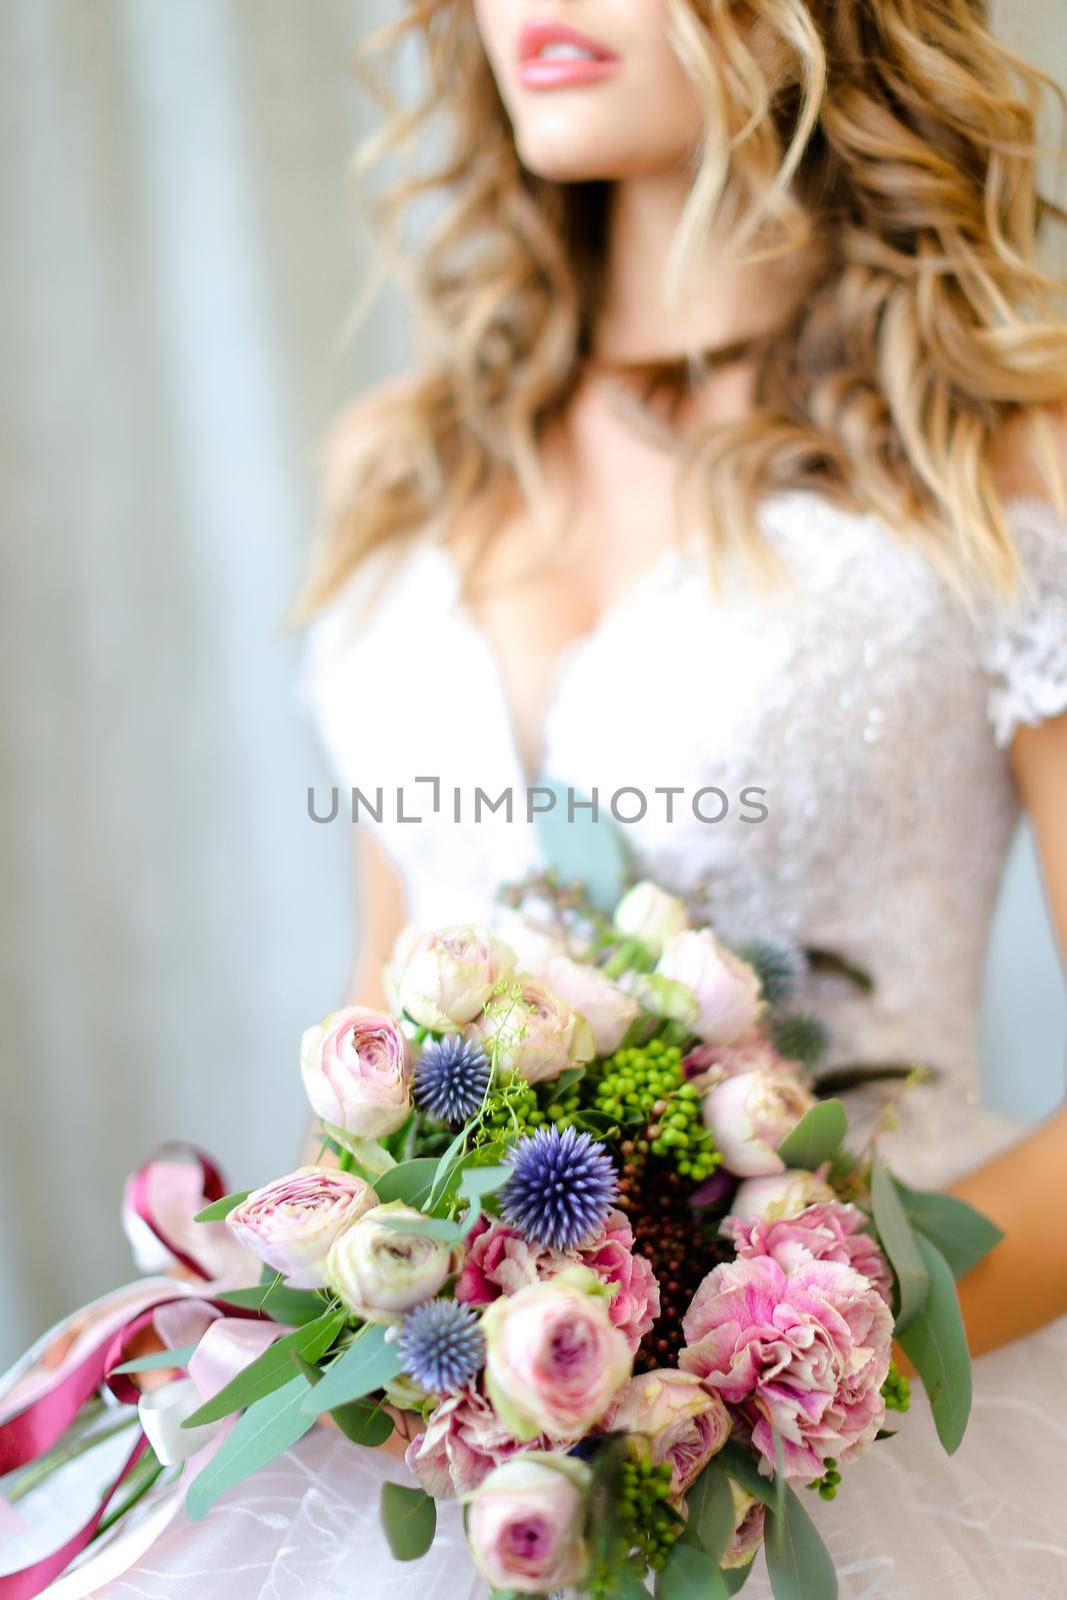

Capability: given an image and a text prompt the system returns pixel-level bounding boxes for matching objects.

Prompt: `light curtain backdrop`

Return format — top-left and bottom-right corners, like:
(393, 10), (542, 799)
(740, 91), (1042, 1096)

(0, 0), (1064, 1365)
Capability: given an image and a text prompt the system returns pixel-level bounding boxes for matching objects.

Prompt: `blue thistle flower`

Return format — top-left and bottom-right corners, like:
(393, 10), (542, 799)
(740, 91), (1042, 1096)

(500, 1126), (618, 1252)
(413, 1035), (491, 1125)
(397, 1299), (485, 1393)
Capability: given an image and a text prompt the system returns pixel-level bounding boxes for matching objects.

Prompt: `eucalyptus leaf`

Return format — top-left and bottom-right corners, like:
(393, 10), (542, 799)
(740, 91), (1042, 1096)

(457, 1164), (510, 1201)
(618, 1568), (652, 1599)
(897, 1233), (972, 1455)
(377, 1211), (462, 1242)
(113, 1343), (197, 1375)
(185, 1376), (316, 1521)
(685, 1462), (734, 1563)
(775, 1100), (847, 1169)
(331, 1396), (394, 1446)
(301, 1323), (403, 1416)
(375, 1158), (441, 1210)
(765, 1485), (838, 1600)
(869, 1159), (930, 1331)
(542, 1066), (585, 1106)
(193, 1191), (250, 1223)
(718, 1441), (776, 1507)
(532, 775), (630, 913)
(896, 1184), (1004, 1280)
(380, 1482), (437, 1560)
(654, 1539), (729, 1600)
(183, 1309), (345, 1428)
(723, 1561), (755, 1594)
(321, 1126), (397, 1176)
(216, 1281), (326, 1327)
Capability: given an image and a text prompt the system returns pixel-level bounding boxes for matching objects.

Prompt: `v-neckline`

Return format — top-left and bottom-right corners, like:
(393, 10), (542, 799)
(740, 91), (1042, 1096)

(427, 539), (693, 788)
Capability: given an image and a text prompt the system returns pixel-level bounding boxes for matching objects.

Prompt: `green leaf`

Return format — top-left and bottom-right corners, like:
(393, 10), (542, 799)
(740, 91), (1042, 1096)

(869, 1159), (931, 1331)
(112, 1342), (197, 1374)
(897, 1233), (972, 1455)
(723, 1562), (755, 1595)
(216, 1281), (326, 1327)
(321, 1126), (397, 1176)
(654, 1539), (729, 1600)
(185, 1375), (316, 1520)
(457, 1164), (510, 1202)
(685, 1462), (735, 1563)
(380, 1482), (437, 1560)
(377, 1211), (462, 1241)
(775, 1100), (847, 1169)
(542, 1066), (585, 1106)
(765, 1485), (838, 1600)
(896, 1184), (1004, 1280)
(770, 1427), (787, 1522)
(193, 1191), (250, 1223)
(618, 1569), (652, 1599)
(532, 775), (630, 913)
(718, 1441), (775, 1507)
(375, 1158), (441, 1209)
(182, 1308), (345, 1427)
(330, 1396), (394, 1446)
(300, 1323), (403, 1415)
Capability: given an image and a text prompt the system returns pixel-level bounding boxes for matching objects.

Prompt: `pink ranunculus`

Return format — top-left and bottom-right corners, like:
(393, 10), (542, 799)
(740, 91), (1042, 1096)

(680, 1254), (892, 1482)
(722, 1481), (766, 1570)
(606, 1369), (731, 1496)
(465, 1453), (592, 1595)
(405, 1386), (538, 1499)
(456, 1211), (659, 1356)
(726, 1201), (893, 1303)
(537, 955), (640, 1056)
(730, 1169), (836, 1222)
(656, 930), (762, 1047)
(702, 1067), (815, 1178)
(300, 1007), (412, 1139)
(613, 881), (689, 955)
(472, 976), (595, 1085)
(482, 1268), (632, 1442)
(227, 1166), (377, 1288)
(391, 925), (516, 1031)
(683, 1033), (793, 1089)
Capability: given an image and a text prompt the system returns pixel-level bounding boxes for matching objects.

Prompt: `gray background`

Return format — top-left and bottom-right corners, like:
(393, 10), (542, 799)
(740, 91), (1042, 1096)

(1, 1), (1063, 1364)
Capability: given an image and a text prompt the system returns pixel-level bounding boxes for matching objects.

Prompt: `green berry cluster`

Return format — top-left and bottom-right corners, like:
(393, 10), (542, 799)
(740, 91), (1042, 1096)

(881, 1361), (912, 1413)
(539, 1081), (583, 1128)
(809, 1458), (842, 1501)
(617, 1455), (681, 1570)
(595, 1040), (720, 1181)
(472, 1078), (546, 1146)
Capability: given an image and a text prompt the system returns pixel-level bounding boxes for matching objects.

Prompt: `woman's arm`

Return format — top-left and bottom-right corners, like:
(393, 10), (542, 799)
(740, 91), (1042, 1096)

(949, 708), (1067, 1355)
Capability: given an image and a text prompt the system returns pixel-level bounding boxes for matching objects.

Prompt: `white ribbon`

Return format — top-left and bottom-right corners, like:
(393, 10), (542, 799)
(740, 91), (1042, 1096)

(137, 1378), (222, 1466)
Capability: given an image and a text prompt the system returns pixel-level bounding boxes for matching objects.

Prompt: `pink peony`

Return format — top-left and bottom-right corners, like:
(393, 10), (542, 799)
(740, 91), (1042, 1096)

(702, 1067), (815, 1178)
(465, 1454), (591, 1594)
(683, 1034), (794, 1088)
(472, 976), (595, 1084)
(656, 930), (762, 1046)
(606, 1369), (731, 1495)
(537, 955), (640, 1056)
(456, 1210), (659, 1355)
(680, 1253), (892, 1482)
(726, 1201), (893, 1303)
(730, 1169), (835, 1222)
(405, 1386), (537, 1499)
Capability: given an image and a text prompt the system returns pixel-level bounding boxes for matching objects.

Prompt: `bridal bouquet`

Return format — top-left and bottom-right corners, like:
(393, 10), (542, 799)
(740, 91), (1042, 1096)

(0, 881), (1003, 1600)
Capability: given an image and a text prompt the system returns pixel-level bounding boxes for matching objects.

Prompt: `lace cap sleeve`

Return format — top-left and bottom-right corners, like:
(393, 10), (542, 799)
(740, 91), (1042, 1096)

(983, 498), (1067, 747)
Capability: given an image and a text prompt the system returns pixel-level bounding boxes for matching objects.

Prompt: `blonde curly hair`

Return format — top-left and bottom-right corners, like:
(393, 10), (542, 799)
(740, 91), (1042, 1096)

(302, 0), (1067, 611)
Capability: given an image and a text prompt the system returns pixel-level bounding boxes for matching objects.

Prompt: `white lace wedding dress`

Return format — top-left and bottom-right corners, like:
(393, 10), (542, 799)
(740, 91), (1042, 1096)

(28, 491), (1067, 1596)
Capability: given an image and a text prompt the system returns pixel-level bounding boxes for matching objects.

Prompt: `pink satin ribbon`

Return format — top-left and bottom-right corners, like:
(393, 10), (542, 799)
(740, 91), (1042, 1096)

(125, 1146), (227, 1280)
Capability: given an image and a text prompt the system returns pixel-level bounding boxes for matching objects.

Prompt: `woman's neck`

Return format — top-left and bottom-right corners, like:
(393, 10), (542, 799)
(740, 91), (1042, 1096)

(594, 169), (815, 365)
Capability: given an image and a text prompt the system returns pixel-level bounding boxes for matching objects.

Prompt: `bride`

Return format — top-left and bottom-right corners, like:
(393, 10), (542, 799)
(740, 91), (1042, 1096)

(39, 0), (1067, 1595)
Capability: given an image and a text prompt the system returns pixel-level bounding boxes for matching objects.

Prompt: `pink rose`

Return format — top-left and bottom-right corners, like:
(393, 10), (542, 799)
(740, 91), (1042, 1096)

(482, 1268), (632, 1442)
(391, 925), (515, 1030)
(227, 1166), (377, 1288)
(300, 1007), (412, 1139)
(726, 1201), (893, 1302)
(472, 977), (595, 1085)
(405, 1386), (536, 1499)
(730, 1169), (836, 1222)
(537, 955), (640, 1056)
(702, 1067), (815, 1177)
(456, 1211), (659, 1355)
(606, 1369), (730, 1495)
(656, 931), (762, 1046)
(465, 1454), (591, 1595)
(723, 1481), (766, 1570)
(680, 1254), (892, 1481)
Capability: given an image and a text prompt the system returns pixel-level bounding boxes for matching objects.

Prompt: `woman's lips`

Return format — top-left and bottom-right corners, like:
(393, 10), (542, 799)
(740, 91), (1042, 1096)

(517, 20), (622, 90)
